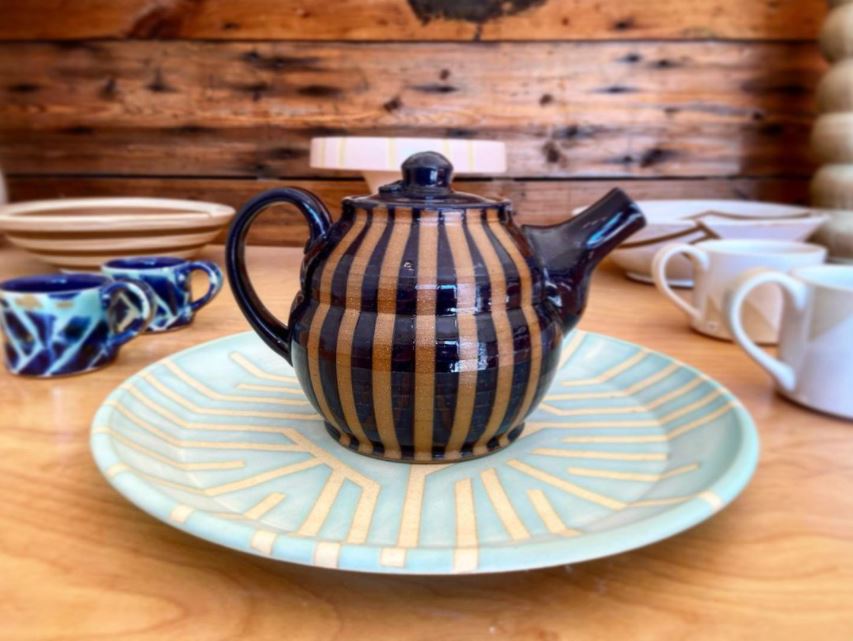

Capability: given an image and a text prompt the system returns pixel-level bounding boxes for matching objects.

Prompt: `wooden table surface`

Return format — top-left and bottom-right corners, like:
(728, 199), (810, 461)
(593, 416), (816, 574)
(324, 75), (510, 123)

(1, 245), (851, 641)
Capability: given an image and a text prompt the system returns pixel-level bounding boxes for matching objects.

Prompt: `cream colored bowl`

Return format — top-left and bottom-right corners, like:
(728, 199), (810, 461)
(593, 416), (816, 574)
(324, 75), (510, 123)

(573, 200), (829, 287)
(0, 197), (235, 271)
(310, 136), (506, 192)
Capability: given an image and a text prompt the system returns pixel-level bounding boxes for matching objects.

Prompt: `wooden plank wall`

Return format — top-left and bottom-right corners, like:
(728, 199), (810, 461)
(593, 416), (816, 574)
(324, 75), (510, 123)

(0, 0), (827, 245)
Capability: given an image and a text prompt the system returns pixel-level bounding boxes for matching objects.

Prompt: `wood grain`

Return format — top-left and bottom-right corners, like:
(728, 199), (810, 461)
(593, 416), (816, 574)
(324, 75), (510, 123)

(0, 0), (827, 41)
(0, 41), (821, 178)
(1, 245), (851, 641)
(7, 176), (811, 246)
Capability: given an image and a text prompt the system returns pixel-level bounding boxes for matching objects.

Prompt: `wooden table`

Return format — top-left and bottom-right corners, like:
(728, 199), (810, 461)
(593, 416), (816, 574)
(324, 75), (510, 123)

(1, 245), (851, 641)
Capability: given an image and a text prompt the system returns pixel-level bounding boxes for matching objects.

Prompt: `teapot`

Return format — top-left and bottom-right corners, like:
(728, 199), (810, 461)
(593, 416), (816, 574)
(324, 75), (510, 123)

(226, 152), (644, 462)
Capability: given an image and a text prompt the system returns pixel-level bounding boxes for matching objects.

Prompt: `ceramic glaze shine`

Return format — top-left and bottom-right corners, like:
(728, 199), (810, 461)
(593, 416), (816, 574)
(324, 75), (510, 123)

(288, 204), (562, 461)
(227, 152), (645, 462)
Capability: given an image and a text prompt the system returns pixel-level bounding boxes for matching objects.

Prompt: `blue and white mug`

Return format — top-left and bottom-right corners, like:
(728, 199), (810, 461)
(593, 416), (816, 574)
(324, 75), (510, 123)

(102, 257), (223, 332)
(0, 273), (152, 377)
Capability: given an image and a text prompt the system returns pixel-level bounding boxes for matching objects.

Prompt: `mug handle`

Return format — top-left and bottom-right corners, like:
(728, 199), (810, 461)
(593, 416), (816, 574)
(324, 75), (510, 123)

(186, 260), (224, 312)
(724, 269), (808, 393)
(226, 188), (332, 364)
(101, 280), (154, 348)
(651, 243), (709, 321)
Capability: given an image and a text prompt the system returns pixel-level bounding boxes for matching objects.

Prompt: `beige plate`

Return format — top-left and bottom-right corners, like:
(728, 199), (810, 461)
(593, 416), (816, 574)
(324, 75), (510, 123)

(0, 197), (235, 271)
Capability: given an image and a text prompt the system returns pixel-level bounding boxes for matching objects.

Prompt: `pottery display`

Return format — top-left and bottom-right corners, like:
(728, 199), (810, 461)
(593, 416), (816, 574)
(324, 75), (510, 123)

(652, 240), (827, 343)
(810, 164), (853, 263)
(573, 200), (828, 287)
(725, 264), (853, 419)
(819, 1), (853, 65)
(811, 1), (853, 263)
(0, 197), (235, 272)
(226, 152), (645, 462)
(90, 329), (759, 574)
(0, 273), (152, 377)
(103, 257), (223, 333)
(309, 137), (507, 192)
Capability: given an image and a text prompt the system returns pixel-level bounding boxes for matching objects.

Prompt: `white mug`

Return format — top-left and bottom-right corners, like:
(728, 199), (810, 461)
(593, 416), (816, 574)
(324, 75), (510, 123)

(725, 265), (853, 420)
(652, 239), (827, 342)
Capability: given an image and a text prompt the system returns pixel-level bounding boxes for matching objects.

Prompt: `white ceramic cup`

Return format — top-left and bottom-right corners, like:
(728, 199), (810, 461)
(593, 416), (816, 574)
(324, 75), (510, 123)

(652, 239), (827, 342)
(725, 265), (853, 420)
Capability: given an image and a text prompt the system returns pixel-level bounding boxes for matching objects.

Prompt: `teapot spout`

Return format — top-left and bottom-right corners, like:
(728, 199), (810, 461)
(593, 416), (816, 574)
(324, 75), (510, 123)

(523, 188), (645, 333)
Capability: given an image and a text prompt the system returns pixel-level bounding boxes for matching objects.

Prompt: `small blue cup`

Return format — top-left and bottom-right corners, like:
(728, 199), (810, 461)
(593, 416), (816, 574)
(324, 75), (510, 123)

(102, 257), (223, 332)
(0, 273), (152, 377)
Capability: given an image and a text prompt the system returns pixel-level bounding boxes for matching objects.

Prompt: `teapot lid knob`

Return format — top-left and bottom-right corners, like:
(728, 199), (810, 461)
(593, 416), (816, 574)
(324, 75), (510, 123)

(370, 150), (497, 204)
(390, 151), (453, 197)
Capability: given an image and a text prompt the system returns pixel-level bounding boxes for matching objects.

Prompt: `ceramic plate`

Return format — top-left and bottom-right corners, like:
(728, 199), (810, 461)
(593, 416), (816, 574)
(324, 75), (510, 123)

(571, 200), (828, 287)
(91, 330), (759, 575)
(0, 197), (234, 271)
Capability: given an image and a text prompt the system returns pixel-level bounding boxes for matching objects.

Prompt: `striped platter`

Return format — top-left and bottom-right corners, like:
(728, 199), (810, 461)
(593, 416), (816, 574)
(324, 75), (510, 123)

(0, 197), (234, 271)
(91, 330), (759, 575)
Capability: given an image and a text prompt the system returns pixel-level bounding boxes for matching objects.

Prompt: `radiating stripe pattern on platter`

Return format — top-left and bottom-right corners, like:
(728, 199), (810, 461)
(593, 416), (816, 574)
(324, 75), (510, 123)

(288, 204), (563, 462)
(91, 329), (753, 574)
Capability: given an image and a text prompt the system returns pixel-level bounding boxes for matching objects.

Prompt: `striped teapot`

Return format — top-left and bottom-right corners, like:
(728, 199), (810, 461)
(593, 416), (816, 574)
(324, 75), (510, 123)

(226, 152), (644, 462)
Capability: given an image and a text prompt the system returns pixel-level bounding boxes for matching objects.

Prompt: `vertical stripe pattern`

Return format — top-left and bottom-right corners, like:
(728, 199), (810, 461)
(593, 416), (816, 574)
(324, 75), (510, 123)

(334, 212), (386, 452)
(306, 216), (367, 445)
(293, 204), (562, 462)
(370, 207), (410, 460)
(444, 210), (480, 459)
(490, 220), (544, 436)
(413, 216), (438, 461)
(468, 209), (515, 455)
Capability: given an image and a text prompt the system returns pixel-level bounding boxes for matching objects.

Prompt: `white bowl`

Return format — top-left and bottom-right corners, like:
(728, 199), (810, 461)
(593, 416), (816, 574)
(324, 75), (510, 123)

(573, 200), (829, 287)
(0, 197), (235, 271)
(310, 136), (506, 192)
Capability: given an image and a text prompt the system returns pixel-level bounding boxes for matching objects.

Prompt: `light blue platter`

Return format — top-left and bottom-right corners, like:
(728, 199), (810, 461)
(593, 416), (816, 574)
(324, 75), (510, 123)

(90, 330), (759, 575)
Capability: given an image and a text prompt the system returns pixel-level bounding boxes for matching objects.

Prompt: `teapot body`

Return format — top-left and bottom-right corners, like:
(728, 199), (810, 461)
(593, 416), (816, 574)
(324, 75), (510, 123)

(226, 151), (644, 463)
(288, 200), (563, 461)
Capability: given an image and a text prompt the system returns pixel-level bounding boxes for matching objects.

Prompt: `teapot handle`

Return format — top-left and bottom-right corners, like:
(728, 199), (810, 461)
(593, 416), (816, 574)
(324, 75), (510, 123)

(226, 188), (332, 364)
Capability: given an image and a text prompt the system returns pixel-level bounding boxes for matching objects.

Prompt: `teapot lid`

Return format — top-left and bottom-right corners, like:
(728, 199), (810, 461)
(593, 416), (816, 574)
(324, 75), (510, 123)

(348, 152), (505, 208)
